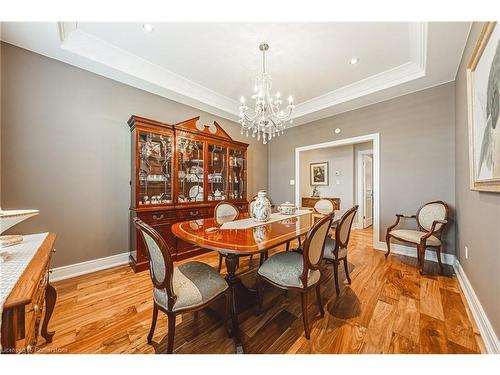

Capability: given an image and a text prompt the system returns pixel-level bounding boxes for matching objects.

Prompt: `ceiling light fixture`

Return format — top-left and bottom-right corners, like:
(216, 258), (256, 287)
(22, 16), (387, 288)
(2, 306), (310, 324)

(143, 23), (154, 33)
(349, 57), (360, 65)
(239, 42), (294, 144)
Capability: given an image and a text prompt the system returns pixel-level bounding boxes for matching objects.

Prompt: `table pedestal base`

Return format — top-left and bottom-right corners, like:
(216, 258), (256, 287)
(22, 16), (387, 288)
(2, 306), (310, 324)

(225, 253), (258, 354)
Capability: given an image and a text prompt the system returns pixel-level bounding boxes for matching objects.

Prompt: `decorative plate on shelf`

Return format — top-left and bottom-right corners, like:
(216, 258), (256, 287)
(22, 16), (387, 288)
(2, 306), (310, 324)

(189, 185), (203, 199)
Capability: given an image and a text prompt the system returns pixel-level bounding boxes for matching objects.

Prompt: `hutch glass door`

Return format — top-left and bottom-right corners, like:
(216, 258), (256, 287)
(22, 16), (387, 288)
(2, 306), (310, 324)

(208, 144), (227, 202)
(228, 148), (246, 200)
(138, 130), (173, 206)
(177, 137), (205, 203)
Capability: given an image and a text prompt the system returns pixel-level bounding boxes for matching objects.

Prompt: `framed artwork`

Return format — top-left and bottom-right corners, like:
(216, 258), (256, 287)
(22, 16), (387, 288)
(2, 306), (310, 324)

(310, 162), (329, 186)
(467, 22), (500, 192)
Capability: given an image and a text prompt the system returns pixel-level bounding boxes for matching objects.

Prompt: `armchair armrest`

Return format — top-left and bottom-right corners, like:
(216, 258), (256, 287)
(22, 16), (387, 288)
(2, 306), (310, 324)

(387, 214), (416, 233)
(421, 219), (448, 242)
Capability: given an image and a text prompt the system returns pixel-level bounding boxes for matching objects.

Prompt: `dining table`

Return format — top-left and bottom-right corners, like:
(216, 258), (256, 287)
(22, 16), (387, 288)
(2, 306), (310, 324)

(171, 208), (344, 353)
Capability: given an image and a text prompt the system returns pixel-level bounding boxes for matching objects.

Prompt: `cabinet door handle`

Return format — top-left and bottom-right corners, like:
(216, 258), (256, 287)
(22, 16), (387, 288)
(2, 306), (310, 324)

(189, 210), (199, 216)
(153, 214), (164, 220)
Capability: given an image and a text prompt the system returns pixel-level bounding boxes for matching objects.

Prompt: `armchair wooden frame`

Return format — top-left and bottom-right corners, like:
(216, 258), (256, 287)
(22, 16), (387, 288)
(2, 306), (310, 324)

(385, 200), (449, 274)
(324, 205), (358, 295)
(255, 214), (334, 339)
(134, 218), (231, 353)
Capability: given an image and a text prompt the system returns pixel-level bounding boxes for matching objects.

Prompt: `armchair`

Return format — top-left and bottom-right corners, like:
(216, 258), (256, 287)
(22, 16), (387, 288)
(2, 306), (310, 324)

(385, 201), (449, 274)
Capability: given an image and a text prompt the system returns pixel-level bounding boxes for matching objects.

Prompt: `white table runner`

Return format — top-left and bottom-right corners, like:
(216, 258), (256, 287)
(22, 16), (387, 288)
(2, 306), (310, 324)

(220, 209), (312, 230)
(0, 232), (49, 346)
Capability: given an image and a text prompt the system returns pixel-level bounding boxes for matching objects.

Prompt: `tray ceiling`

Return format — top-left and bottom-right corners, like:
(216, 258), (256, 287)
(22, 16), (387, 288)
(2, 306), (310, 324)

(1, 22), (471, 126)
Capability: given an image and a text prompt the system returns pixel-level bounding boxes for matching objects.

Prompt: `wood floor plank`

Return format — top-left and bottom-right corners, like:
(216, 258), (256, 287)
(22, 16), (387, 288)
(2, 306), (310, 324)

(32, 228), (483, 354)
(419, 314), (448, 354)
(420, 278), (445, 320)
(360, 300), (396, 353)
(440, 288), (479, 352)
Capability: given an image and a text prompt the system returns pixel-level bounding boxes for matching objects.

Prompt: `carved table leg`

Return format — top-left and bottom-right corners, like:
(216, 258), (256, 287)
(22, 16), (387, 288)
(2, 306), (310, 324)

(41, 283), (57, 343)
(224, 253), (258, 354)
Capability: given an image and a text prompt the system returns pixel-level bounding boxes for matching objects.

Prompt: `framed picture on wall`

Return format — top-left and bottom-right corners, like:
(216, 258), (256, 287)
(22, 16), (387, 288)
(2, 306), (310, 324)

(310, 162), (329, 186)
(467, 22), (500, 192)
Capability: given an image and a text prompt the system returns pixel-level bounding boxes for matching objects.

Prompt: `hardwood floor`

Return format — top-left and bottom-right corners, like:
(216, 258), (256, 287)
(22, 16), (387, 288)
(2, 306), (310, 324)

(36, 228), (485, 354)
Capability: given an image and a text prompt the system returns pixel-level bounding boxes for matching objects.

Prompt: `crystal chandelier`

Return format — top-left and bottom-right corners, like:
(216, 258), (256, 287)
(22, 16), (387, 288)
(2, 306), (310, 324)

(239, 42), (295, 144)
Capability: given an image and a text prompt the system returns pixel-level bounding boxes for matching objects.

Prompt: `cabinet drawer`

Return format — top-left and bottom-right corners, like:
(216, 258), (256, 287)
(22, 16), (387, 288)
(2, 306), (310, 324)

(176, 207), (210, 220)
(139, 210), (175, 224)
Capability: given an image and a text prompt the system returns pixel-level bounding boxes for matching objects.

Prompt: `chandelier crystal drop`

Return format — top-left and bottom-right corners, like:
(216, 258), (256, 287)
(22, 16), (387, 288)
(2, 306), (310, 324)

(238, 42), (295, 144)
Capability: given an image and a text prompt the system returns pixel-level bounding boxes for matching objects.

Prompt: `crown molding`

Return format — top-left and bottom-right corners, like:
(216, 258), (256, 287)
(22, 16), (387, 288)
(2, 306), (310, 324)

(32, 22), (429, 124)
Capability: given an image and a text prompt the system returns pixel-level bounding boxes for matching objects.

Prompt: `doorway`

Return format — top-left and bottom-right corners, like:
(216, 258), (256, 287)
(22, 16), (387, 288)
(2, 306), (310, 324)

(357, 151), (373, 229)
(295, 133), (380, 246)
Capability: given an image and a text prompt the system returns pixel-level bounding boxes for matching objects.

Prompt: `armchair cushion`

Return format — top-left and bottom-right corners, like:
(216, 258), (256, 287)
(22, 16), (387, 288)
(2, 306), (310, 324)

(322, 237), (347, 260)
(154, 261), (228, 312)
(258, 251), (320, 288)
(389, 229), (441, 246)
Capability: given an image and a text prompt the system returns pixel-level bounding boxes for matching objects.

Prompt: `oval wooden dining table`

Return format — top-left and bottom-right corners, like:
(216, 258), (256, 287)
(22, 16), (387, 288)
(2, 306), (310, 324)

(171, 209), (343, 353)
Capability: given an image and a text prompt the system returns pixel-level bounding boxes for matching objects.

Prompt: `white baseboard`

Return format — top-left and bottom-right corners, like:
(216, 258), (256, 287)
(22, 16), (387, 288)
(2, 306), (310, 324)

(50, 252), (130, 282)
(453, 260), (500, 354)
(374, 241), (456, 266)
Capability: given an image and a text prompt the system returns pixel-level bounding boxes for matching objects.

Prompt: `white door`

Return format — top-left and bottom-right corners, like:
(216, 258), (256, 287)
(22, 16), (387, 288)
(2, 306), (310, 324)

(362, 155), (373, 228)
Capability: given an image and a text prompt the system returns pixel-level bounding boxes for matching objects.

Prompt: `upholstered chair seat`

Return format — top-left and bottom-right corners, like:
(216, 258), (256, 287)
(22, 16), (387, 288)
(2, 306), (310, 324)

(153, 262), (228, 312)
(322, 237), (348, 260)
(258, 252), (320, 288)
(389, 229), (441, 246)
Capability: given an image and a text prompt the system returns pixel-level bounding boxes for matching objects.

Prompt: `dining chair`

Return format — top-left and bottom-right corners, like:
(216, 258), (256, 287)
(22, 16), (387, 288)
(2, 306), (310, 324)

(385, 201), (449, 274)
(293, 198), (335, 249)
(133, 218), (231, 354)
(215, 201), (255, 272)
(256, 213), (334, 339)
(322, 205), (358, 295)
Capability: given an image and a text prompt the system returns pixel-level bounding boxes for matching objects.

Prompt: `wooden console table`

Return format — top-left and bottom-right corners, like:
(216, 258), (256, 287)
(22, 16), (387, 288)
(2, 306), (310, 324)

(1, 233), (57, 353)
(302, 197), (340, 211)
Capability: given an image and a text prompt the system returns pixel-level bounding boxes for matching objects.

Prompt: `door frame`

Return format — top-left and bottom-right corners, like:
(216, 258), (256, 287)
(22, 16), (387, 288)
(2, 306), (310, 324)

(295, 133), (380, 246)
(357, 150), (374, 229)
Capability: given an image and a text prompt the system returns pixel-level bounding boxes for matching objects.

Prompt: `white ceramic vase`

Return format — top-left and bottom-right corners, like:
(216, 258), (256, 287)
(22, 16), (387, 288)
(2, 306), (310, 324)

(251, 190), (272, 222)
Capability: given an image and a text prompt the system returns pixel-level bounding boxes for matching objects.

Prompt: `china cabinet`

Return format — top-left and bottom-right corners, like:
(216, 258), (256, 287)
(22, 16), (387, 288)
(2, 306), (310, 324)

(129, 115), (249, 272)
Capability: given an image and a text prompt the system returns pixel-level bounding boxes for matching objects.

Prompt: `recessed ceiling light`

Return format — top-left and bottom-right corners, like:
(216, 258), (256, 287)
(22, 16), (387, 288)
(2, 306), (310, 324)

(143, 23), (154, 33)
(349, 57), (360, 65)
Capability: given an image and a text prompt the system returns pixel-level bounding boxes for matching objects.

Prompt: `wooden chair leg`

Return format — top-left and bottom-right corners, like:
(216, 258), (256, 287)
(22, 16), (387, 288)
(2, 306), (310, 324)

(166, 312), (176, 354)
(333, 260), (340, 295)
(298, 236), (302, 247)
(218, 254), (223, 273)
(286, 241), (290, 251)
(315, 283), (324, 317)
(259, 252), (265, 266)
(436, 246), (444, 274)
(343, 257), (351, 284)
(249, 254), (254, 265)
(301, 291), (311, 339)
(385, 232), (391, 258)
(147, 303), (158, 343)
(418, 244), (425, 275)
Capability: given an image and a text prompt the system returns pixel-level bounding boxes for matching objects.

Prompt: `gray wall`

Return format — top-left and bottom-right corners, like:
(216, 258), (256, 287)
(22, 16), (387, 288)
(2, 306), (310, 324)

(0, 43), (268, 268)
(300, 144), (354, 207)
(454, 23), (500, 337)
(268, 82), (456, 253)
